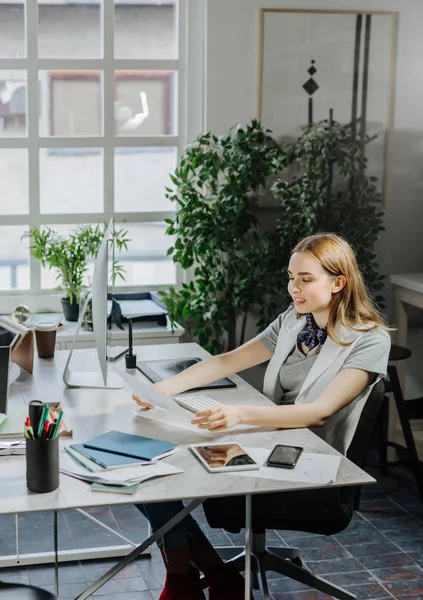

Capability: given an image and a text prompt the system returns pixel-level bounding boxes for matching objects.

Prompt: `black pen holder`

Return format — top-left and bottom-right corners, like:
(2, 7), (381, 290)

(26, 437), (59, 493)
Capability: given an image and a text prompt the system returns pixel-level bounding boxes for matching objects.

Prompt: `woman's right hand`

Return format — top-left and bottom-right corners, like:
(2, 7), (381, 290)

(131, 392), (154, 410)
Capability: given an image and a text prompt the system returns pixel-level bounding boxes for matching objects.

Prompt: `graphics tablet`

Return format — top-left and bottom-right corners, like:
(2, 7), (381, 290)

(136, 357), (237, 390)
(189, 442), (261, 473)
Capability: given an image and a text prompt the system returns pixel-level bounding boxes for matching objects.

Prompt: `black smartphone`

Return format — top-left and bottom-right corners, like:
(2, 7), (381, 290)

(266, 444), (303, 469)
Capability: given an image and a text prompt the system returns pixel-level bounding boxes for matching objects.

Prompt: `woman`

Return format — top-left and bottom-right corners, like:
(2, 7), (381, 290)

(133, 233), (391, 600)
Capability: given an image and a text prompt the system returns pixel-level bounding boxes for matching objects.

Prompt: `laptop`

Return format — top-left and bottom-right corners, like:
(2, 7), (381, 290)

(0, 323), (21, 426)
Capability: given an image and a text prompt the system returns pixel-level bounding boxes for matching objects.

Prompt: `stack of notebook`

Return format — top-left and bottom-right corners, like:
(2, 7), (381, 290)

(63, 430), (179, 494)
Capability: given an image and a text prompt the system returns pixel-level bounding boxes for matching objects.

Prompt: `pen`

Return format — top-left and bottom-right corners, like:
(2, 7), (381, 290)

(41, 421), (50, 440)
(52, 411), (63, 438)
(47, 422), (56, 439)
(37, 404), (49, 439)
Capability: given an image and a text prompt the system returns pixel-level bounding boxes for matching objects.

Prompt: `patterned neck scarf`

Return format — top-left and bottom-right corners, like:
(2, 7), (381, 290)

(297, 313), (328, 352)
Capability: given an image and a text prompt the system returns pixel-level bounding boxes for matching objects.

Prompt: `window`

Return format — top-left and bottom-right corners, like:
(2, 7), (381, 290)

(0, 0), (187, 313)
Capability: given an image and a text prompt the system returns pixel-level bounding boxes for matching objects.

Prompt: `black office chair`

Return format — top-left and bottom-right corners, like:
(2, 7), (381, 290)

(0, 583), (57, 600)
(384, 345), (423, 499)
(203, 379), (386, 600)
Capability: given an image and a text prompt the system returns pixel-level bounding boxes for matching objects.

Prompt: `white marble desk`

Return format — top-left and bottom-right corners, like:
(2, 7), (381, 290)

(389, 273), (423, 457)
(1, 344), (374, 600)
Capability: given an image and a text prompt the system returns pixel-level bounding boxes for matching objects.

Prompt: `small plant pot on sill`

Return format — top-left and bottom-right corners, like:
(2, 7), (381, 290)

(61, 298), (79, 322)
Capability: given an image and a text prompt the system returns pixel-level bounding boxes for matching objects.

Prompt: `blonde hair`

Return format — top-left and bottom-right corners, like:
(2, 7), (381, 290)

(291, 233), (391, 345)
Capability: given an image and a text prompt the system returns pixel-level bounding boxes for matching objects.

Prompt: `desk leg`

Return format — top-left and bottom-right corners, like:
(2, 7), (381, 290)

(54, 510), (59, 598)
(75, 498), (203, 600)
(244, 494), (252, 600)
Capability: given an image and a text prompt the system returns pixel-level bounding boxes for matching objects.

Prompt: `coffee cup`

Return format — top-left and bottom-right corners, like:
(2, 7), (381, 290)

(34, 321), (57, 359)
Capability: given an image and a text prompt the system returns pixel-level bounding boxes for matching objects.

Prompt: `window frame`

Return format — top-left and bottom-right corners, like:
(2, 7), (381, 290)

(0, 0), (196, 314)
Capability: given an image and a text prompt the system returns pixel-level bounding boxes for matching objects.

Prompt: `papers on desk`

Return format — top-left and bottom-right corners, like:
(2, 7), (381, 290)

(60, 450), (182, 489)
(238, 448), (342, 485)
(119, 299), (167, 319)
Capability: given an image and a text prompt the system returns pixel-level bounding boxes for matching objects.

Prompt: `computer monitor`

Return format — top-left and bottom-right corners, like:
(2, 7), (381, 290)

(63, 219), (123, 389)
(0, 321), (21, 423)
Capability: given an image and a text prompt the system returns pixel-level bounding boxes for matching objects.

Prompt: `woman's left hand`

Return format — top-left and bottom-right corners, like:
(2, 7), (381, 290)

(191, 404), (242, 431)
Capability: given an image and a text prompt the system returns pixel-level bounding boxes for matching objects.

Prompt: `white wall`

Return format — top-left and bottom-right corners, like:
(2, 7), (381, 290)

(205, 0), (423, 323)
(205, 0), (423, 392)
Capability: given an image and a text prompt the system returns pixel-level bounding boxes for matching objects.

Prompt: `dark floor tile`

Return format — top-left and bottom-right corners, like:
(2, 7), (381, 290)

(0, 568), (29, 585)
(338, 583), (392, 599)
(296, 544), (351, 562)
(324, 570), (377, 587)
(363, 506), (409, 521)
(373, 516), (422, 531)
(89, 575), (148, 595)
(82, 559), (141, 582)
(346, 541), (399, 558)
(94, 595), (153, 600)
(358, 552), (417, 570)
(334, 529), (388, 546)
(271, 591), (333, 600)
(371, 565), (423, 583)
(384, 579), (423, 597)
(268, 576), (308, 593)
(304, 557), (364, 575)
(282, 535), (337, 550)
(359, 498), (401, 511)
(384, 529), (423, 544)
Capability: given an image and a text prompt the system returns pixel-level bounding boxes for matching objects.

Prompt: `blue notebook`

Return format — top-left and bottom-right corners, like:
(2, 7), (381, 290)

(83, 430), (178, 462)
(71, 443), (144, 469)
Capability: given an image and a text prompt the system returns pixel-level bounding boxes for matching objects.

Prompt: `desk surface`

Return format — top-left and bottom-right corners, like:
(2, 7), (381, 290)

(1, 343), (374, 516)
(390, 273), (423, 295)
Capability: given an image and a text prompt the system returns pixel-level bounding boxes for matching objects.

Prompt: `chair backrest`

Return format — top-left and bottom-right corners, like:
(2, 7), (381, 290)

(346, 378), (386, 467)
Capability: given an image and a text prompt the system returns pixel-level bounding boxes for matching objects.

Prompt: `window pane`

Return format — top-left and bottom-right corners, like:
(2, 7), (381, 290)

(114, 222), (176, 286)
(114, 1), (177, 59)
(39, 71), (102, 137)
(38, 1), (101, 58)
(0, 2), (25, 58)
(114, 147), (176, 212)
(0, 226), (29, 291)
(40, 224), (95, 290)
(115, 71), (177, 136)
(0, 149), (28, 215)
(0, 71), (27, 137)
(39, 149), (103, 214)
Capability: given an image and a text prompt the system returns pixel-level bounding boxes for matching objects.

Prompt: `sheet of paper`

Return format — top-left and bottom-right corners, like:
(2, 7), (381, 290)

(114, 367), (191, 418)
(60, 450), (183, 484)
(237, 448), (342, 485)
(118, 299), (167, 318)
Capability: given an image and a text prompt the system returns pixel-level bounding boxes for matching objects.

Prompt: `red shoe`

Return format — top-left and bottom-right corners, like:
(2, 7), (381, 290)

(159, 567), (206, 600)
(205, 561), (253, 600)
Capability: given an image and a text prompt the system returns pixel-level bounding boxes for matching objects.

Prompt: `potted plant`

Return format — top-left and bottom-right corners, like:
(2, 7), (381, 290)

(25, 224), (130, 321)
(159, 120), (284, 354)
(269, 117), (386, 313)
(160, 118), (386, 354)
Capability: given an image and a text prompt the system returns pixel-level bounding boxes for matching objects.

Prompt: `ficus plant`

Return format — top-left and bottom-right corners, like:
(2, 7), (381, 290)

(161, 117), (386, 354)
(159, 121), (284, 354)
(267, 118), (386, 316)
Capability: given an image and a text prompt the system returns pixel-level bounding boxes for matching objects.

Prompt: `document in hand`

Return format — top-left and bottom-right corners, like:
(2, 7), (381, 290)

(113, 367), (190, 418)
(83, 430), (178, 462)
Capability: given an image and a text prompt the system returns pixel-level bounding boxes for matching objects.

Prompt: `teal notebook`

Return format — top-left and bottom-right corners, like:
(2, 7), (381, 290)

(83, 430), (178, 462)
(71, 443), (145, 469)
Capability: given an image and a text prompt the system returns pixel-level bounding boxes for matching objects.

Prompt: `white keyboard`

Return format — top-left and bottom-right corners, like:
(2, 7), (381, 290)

(174, 394), (220, 413)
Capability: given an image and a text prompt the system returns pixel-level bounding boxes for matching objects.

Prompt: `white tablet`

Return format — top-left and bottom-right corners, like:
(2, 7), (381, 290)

(189, 442), (261, 473)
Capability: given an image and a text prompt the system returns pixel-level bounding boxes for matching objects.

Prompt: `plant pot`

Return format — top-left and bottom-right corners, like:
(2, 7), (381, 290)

(61, 298), (80, 322)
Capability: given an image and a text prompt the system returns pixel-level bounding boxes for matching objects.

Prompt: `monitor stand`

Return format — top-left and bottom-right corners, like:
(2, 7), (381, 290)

(63, 293), (124, 389)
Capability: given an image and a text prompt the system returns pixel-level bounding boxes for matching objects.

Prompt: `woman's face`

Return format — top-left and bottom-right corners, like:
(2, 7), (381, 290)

(288, 252), (342, 317)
